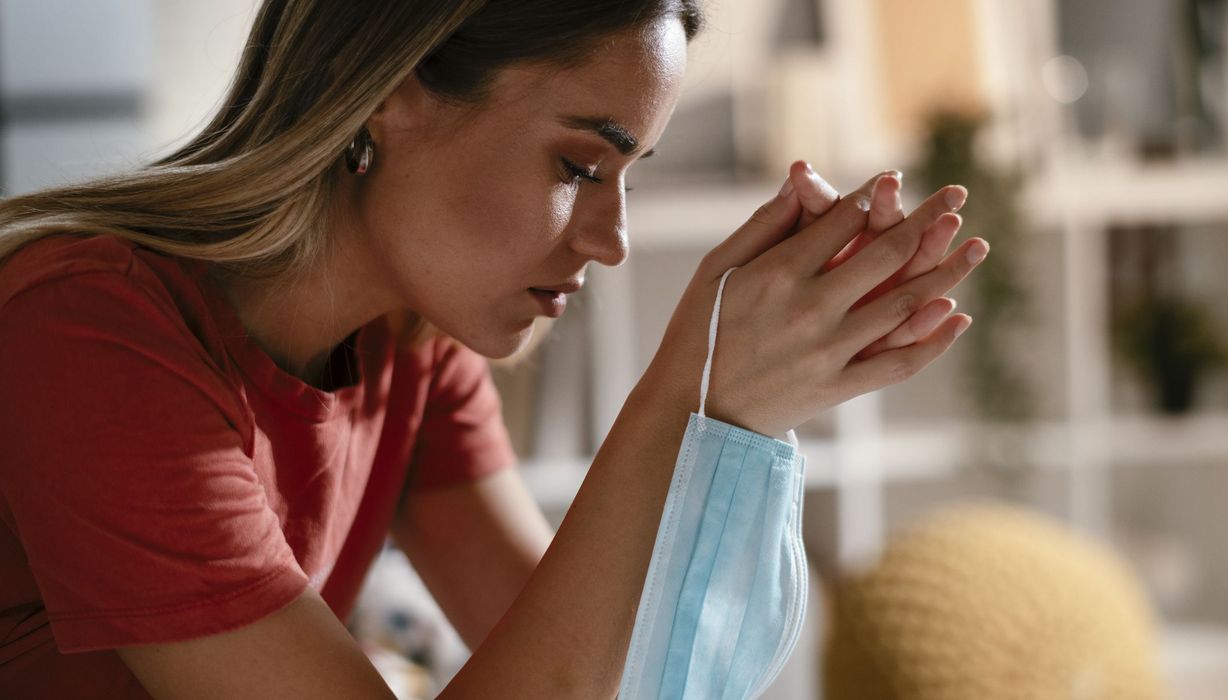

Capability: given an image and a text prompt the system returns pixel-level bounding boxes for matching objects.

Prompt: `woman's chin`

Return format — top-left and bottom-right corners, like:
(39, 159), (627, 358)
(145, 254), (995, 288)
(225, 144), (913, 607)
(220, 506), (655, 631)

(450, 322), (536, 360)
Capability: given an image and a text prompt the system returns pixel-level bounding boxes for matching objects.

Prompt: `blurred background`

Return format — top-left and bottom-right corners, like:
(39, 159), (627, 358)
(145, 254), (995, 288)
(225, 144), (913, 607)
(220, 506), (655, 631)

(4, 0), (1228, 697)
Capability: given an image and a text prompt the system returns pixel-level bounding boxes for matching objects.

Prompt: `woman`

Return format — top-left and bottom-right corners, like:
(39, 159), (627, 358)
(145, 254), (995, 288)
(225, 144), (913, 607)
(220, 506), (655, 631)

(0, 1), (987, 698)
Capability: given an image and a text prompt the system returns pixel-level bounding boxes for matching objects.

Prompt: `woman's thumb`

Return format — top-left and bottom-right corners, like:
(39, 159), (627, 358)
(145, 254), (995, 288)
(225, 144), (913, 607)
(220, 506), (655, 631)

(703, 176), (802, 273)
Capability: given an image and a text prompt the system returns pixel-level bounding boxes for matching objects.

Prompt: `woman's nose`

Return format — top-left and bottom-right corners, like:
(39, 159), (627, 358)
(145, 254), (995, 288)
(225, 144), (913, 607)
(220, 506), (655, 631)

(570, 199), (629, 268)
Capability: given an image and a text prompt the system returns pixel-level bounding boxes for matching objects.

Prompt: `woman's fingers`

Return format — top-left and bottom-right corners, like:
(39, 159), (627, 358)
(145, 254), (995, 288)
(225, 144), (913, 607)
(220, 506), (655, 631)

(817, 184), (968, 310)
(847, 209), (964, 361)
(834, 313), (973, 404)
(867, 171), (904, 234)
(661, 165), (982, 437)
(818, 173), (904, 274)
(789, 161), (840, 231)
(703, 174), (804, 272)
(772, 171), (887, 274)
(850, 212), (963, 312)
(897, 211), (961, 283)
(854, 297), (957, 361)
(834, 236), (988, 358)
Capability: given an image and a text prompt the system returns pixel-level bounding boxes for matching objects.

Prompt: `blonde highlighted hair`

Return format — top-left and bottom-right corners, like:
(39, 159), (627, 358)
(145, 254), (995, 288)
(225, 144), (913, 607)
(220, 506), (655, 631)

(0, 0), (704, 353)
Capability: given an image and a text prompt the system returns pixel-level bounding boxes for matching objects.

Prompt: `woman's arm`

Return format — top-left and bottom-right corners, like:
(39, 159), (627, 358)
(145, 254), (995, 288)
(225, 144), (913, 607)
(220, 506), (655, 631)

(114, 466), (554, 700)
(391, 466), (554, 650)
(435, 376), (695, 697)
(117, 589), (398, 700)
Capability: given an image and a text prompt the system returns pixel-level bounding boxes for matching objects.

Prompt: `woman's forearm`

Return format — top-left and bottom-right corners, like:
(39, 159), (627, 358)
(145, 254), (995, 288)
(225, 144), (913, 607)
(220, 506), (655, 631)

(439, 372), (692, 697)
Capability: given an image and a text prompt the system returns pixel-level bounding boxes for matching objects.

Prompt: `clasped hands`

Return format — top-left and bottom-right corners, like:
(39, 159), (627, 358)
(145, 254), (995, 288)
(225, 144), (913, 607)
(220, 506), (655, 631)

(779, 161), (986, 363)
(647, 160), (991, 439)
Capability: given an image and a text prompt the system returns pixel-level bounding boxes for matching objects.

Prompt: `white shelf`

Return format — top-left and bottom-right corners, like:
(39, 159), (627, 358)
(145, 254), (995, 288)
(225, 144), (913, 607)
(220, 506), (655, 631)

(518, 433), (955, 512)
(1101, 412), (1228, 467)
(1161, 624), (1228, 700)
(519, 412), (1228, 511)
(1027, 156), (1228, 226)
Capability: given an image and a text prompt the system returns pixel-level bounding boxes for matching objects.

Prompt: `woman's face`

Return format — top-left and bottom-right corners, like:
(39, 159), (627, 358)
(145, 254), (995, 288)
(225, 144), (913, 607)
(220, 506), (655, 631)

(351, 17), (688, 359)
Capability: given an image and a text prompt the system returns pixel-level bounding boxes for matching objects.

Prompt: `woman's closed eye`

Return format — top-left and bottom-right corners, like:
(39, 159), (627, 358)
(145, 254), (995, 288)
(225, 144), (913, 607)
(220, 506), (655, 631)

(560, 157), (603, 185)
(560, 157), (636, 192)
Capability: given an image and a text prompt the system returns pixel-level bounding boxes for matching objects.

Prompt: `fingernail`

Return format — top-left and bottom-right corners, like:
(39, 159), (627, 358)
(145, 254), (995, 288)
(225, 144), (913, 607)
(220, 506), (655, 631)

(954, 317), (972, 338)
(945, 186), (968, 210)
(966, 240), (988, 264)
(807, 167), (839, 200)
(852, 195), (872, 212)
(885, 169), (903, 181)
(779, 177), (795, 197)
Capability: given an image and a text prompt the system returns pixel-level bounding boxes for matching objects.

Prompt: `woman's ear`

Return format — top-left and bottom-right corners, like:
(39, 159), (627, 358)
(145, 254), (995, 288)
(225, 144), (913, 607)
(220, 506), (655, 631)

(366, 73), (444, 145)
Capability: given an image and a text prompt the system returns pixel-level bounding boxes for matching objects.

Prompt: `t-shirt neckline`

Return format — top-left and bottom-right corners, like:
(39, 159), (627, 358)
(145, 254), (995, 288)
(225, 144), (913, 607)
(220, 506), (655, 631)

(187, 258), (367, 422)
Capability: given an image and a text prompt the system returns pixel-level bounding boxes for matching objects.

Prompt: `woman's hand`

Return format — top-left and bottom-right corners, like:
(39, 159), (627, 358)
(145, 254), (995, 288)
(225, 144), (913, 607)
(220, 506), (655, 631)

(643, 170), (990, 439)
(782, 161), (976, 362)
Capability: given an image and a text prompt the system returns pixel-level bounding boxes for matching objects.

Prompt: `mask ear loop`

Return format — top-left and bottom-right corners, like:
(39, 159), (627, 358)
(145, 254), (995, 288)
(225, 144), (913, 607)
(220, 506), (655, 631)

(697, 266), (800, 449)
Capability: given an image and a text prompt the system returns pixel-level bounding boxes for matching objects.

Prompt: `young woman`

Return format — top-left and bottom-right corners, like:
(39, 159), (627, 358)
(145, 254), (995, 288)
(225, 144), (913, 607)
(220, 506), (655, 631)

(0, 1), (987, 697)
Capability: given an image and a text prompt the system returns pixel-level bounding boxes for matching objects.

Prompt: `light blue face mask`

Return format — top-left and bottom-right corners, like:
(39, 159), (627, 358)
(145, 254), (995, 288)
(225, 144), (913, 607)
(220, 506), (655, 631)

(619, 266), (808, 700)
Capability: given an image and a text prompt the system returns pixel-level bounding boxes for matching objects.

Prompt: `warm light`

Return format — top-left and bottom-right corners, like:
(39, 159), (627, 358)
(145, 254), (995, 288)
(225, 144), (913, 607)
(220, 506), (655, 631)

(1041, 55), (1089, 104)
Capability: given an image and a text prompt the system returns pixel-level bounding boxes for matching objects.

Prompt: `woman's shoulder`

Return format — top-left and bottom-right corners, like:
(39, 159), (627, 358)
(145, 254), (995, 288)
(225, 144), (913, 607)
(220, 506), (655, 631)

(0, 232), (140, 303)
(0, 231), (210, 307)
(0, 232), (233, 375)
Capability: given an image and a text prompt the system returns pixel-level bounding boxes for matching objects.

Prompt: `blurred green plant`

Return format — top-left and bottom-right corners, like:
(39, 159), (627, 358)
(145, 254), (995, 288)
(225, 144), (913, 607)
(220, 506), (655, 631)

(915, 110), (1036, 425)
(1111, 293), (1228, 413)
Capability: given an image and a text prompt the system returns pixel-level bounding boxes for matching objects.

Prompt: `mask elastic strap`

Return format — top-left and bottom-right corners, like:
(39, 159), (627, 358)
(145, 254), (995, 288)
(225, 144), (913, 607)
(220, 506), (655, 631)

(697, 266), (799, 449)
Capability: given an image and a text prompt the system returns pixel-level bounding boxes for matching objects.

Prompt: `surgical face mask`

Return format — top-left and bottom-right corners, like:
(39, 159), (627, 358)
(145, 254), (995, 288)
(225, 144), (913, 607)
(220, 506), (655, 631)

(619, 266), (808, 699)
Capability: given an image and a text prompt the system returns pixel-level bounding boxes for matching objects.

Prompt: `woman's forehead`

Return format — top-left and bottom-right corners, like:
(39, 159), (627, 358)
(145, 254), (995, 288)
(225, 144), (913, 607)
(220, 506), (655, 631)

(480, 21), (687, 140)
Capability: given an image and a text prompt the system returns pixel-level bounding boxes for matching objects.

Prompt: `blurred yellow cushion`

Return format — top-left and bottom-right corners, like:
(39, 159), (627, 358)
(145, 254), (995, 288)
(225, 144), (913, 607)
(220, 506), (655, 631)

(823, 503), (1166, 700)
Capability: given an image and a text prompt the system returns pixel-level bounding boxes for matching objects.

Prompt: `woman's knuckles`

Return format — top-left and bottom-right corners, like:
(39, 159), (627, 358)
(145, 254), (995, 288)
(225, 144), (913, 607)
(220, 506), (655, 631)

(667, 177), (976, 432)
(903, 252), (967, 298)
(867, 297), (945, 357)
(882, 355), (919, 384)
(896, 189), (962, 236)
(747, 200), (779, 229)
(905, 219), (959, 276)
(892, 292), (921, 321)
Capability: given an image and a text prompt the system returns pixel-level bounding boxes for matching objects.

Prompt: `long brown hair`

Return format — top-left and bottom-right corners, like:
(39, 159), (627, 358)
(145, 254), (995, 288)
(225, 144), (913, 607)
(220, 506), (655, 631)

(0, 0), (704, 349)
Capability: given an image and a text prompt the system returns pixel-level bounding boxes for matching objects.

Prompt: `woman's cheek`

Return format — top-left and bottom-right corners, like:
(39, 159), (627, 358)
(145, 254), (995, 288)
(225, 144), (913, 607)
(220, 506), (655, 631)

(543, 186), (576, 239)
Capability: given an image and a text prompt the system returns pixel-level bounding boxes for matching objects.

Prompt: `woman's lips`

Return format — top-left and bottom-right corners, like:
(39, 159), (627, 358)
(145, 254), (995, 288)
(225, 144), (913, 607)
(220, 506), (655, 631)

(528, 288), (566, 318)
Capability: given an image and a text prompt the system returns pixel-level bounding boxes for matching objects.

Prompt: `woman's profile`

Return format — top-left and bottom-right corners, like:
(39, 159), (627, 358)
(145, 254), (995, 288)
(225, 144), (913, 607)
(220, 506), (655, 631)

(0, 1), (988, 698)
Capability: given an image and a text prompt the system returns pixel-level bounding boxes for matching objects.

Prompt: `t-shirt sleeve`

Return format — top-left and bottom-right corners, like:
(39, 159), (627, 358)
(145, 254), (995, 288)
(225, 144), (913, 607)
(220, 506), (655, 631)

(405, 337), (518, 490)
(0, 269), (309, 654)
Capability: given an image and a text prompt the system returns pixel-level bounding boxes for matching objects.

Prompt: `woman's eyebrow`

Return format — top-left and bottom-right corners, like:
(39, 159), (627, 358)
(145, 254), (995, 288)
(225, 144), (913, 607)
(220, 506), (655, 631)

(556, 114), (656, 158)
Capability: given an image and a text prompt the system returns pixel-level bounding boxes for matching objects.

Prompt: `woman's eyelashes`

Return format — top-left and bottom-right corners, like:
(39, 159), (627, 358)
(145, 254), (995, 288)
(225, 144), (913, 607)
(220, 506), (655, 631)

(560, 157), (603, 185)
(559, 157), (635, 192)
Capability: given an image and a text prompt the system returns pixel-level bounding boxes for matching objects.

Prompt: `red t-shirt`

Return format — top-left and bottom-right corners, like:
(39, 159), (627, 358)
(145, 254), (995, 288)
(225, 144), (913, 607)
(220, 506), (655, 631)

(0, 233), (517, 698)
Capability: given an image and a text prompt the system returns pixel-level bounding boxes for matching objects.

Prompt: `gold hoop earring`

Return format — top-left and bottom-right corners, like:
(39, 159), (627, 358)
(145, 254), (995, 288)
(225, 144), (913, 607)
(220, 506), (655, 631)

(345, 127), (375, 175)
